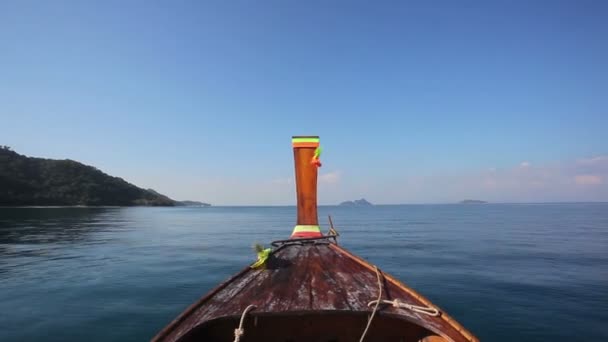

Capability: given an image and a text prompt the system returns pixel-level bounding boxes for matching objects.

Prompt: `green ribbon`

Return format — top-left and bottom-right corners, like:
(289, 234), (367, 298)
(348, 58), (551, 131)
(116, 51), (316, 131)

(314, 146), (322, 158)
(292, 137), (320, 143)
(251, 247), (272, 269)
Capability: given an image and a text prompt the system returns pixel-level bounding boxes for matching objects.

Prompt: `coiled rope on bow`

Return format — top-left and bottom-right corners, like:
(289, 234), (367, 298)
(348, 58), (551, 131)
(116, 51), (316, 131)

(233, 304), (256, 342)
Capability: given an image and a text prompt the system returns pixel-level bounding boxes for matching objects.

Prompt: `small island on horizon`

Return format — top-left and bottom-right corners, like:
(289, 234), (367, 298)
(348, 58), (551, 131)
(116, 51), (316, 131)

(459, 199), (488, 204)
(0, 146), (210, 207)
(339, 198), (373, 206)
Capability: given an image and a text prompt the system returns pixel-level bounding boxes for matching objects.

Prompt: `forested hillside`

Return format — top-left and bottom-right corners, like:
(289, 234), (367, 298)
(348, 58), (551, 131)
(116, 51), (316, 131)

(0, 146), (175, 206)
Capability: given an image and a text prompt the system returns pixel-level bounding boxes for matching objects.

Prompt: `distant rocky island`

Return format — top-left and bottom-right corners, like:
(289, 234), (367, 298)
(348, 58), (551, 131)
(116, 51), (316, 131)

(339, 198), (373, 206)
(459, 199), (488, 204)
(0, 146), (210, 207)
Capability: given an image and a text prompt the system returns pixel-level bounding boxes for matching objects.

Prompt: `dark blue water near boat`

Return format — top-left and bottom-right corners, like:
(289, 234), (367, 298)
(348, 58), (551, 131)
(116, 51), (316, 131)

(1, 204), (607, 341)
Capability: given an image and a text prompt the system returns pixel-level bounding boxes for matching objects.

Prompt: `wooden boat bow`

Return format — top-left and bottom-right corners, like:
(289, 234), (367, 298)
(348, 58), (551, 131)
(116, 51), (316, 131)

(152, 136), (479, 342)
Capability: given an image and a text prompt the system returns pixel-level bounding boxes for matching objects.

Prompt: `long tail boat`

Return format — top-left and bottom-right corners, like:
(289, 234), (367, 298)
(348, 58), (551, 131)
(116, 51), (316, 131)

(152, 136), (479, 342)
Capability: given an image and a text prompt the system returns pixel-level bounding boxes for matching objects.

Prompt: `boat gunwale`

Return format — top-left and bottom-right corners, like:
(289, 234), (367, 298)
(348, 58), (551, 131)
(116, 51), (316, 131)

(150, 243), (291, 342)
(177, 309), (460, 341)
(329, 244), (479, 342)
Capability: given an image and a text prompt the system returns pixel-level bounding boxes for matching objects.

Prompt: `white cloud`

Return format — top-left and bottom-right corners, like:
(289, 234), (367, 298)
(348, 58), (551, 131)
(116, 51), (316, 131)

(578, 156), (608, 165)
(575, 175), (603, 185)
(125, 155), (608, 204)
(319, 171), (341, 184)
(374, 154), (608, 203)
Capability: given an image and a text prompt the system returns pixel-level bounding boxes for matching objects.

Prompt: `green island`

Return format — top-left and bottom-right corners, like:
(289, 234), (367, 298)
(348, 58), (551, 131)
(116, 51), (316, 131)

(0, 146), (209, 207)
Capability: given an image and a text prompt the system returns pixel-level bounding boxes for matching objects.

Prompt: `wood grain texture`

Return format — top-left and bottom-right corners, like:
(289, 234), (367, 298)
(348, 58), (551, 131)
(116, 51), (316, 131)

(293, 145), (318, 226)
(153, 243), (478, 342)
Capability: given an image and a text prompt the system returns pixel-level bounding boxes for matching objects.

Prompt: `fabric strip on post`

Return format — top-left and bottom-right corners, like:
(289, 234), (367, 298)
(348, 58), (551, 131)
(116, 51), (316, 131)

(292, 137), (320, 148)
(291, 225), (322, 238)
(292, 137), (320, 143)
(292, 142), (320, 148)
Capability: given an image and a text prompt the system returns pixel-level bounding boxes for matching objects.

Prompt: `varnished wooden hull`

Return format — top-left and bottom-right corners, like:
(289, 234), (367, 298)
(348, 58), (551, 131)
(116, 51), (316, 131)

(152, 241), (478, 342)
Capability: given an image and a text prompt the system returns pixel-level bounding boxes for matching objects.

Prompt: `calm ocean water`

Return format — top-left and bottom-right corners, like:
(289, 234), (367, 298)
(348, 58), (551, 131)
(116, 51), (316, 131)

(0, 204), (607, 341)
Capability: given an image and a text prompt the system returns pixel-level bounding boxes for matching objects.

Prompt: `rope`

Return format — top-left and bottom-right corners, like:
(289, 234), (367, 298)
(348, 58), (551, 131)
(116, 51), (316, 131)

(270, 235), (335, 247)
(327, 215), (340, 237)
(359, 265), (382, 342)
(233, 305), (256, 342)
(367, 299), (440, 317)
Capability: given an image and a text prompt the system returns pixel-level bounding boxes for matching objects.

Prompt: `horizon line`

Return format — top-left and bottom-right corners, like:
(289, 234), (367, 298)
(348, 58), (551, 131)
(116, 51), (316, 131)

(6, 201), (607, 208)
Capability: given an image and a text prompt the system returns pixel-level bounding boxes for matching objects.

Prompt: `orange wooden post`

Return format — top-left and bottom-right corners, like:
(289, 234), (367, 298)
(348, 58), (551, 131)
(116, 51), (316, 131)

(291, 136), (323, 239)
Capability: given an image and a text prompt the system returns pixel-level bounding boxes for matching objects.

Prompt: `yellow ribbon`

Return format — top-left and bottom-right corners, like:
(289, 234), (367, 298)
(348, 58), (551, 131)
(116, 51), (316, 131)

(251, 247), (271, 268)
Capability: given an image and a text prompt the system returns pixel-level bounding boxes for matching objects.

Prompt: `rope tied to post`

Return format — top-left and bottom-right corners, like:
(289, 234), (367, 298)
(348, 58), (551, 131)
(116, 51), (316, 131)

(233, 304), (256, 342)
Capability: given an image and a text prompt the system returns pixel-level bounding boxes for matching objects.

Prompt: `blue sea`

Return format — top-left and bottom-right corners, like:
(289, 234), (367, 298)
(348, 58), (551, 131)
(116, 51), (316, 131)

(1, 204), (607, 341)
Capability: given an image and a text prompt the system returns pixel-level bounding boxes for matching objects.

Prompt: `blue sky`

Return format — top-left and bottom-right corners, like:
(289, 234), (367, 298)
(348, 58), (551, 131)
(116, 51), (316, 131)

(1, 1), (607, 204)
